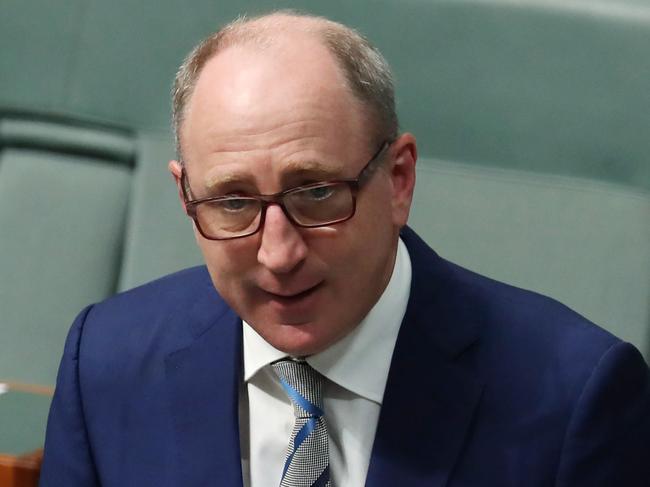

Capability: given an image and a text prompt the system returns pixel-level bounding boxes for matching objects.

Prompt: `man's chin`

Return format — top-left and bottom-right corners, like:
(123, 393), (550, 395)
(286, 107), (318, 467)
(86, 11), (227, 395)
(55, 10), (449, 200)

(256, 321), (336, 357)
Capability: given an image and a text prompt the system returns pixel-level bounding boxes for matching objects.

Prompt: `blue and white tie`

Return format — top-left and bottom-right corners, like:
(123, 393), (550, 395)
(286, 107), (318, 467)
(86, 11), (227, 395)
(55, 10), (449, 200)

(272, 359), (330, 487)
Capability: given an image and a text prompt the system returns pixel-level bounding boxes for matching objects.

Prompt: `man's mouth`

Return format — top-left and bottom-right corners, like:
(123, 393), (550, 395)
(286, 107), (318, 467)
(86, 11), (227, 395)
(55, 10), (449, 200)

(262, 282), (323, 304)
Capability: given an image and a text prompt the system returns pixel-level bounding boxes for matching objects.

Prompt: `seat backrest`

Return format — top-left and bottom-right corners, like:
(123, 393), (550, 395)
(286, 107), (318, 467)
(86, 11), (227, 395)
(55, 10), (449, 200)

(117, 132), (202, 290)
(2, 0), (649, 189)
(0, 116), (135, 385)
(410, 158), (650, 357)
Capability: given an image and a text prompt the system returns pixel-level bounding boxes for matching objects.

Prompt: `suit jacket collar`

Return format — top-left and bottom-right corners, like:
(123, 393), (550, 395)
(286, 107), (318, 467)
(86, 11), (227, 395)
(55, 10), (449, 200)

(164, 226), (483, 487)
(365, 227), (484, 486)
(165, 279), (244, 486)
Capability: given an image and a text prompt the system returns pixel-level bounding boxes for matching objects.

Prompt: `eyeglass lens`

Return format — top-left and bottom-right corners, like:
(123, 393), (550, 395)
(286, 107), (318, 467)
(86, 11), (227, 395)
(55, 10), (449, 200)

(195, 182), (355, 238)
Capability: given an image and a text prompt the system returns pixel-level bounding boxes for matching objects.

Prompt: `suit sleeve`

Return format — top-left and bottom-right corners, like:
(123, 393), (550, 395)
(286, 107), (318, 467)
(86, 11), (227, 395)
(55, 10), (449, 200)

(556, 341), (650, 486)
(39, 306), (101, 487)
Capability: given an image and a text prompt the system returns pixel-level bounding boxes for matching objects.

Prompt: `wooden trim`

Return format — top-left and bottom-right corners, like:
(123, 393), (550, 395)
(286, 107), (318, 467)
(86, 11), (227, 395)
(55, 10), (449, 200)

(1, 382), (54, 396)
(0, 450), (42, 468)
(0, 449), (42, 487)
(0, 383), (50, 485)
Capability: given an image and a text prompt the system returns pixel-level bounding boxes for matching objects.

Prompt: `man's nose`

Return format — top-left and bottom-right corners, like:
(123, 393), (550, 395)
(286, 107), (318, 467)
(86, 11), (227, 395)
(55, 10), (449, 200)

(257, 204), (308, 274)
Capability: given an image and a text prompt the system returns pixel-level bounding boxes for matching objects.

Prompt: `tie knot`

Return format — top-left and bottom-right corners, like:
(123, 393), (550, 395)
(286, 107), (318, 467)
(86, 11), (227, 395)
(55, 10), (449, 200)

(272, 359), (324, 419)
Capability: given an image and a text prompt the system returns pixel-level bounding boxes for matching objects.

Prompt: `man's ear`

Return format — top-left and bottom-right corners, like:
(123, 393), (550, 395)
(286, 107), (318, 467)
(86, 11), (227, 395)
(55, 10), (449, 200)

(168, 160), (187, 213)
(388, 133), (417, 228)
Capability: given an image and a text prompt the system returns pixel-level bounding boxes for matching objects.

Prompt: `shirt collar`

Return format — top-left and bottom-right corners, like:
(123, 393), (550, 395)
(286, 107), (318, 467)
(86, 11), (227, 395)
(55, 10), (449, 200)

(243, 237), (412, 404)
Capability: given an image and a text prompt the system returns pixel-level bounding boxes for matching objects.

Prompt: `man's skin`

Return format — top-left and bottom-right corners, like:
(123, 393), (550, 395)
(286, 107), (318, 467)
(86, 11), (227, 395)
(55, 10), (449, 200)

(168, 18), (417, 357)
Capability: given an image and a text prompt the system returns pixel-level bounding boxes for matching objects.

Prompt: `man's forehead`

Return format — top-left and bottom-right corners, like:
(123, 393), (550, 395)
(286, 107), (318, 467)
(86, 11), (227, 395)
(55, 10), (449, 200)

(179, 22), (375, 193)
(185, 34), (351, 122)
(180, 40), (370, 168)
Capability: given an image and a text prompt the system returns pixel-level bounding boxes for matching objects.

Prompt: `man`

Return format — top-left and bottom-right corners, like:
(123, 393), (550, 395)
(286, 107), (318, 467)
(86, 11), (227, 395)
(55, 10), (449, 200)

(40, 11), (649, 487)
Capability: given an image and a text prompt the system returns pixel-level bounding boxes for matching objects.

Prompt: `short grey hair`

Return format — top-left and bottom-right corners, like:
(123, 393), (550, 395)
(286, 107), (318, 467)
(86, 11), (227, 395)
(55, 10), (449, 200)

(171, 10), (398, 161)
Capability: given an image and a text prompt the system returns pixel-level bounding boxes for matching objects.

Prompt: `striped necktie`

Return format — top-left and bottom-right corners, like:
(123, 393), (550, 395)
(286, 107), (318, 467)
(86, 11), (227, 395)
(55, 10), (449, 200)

(272, 359), (330, 487)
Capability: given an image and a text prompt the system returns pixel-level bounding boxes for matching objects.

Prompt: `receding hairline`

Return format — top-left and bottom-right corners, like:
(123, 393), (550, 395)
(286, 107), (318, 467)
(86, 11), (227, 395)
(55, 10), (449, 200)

(172, 10), (398, 161)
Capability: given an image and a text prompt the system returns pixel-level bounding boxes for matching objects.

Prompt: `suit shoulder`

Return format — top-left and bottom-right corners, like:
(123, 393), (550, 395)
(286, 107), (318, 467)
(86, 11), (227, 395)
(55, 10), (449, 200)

(89, 265), (218, 317)
(403, 227), (622, 367)
(75, 266), (232, 358)
(108, 265), (212, 303)
(68, 266), (238, 397)
(448, 259), (618, 348)
(441, 259), (634, 403)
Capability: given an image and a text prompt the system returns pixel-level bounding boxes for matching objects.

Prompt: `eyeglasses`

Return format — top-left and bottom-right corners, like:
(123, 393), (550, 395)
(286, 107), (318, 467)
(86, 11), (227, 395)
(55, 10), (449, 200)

(181, 141), (391, 240)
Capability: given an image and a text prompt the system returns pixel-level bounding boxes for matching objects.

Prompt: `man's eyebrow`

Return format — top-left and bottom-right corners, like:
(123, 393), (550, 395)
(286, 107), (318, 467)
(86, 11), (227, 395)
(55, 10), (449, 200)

(281, 159), (346, 177)
(205, 172), (248, 189)
(204, 159), (347, 193)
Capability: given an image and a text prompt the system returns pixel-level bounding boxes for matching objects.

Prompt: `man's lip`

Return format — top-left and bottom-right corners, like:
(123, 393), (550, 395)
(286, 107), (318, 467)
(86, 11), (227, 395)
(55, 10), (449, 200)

(261, 282), (323, 300)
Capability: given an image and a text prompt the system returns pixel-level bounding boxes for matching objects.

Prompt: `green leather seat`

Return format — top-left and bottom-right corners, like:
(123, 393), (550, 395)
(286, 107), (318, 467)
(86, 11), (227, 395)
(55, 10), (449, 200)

(410, 159), (650, 355)
(0, 117), (135, 386)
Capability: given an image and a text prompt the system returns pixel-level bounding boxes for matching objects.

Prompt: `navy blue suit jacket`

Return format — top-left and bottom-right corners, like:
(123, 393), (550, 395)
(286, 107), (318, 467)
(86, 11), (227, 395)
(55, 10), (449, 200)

(40, 227), (650, 486)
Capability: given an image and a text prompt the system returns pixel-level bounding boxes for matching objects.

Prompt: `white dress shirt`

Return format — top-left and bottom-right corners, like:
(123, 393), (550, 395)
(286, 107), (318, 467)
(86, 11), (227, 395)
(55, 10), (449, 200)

(239, 238), (412, 486)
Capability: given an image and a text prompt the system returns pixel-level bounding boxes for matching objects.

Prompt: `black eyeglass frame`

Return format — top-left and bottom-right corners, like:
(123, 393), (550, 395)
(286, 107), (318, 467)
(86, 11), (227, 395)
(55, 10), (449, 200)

(180, 141), (392, 241)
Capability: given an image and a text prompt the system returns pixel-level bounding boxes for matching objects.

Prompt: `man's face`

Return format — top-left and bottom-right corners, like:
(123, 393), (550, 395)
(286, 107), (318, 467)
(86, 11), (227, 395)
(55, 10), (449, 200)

(171, 36), (415, 356)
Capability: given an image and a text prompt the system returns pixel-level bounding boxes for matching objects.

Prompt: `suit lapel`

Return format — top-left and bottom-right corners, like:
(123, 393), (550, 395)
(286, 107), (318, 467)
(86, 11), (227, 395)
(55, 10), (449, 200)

(365, 228), (484, 487)
(161, 229), (481, 487)
(165, 282), (244, 487)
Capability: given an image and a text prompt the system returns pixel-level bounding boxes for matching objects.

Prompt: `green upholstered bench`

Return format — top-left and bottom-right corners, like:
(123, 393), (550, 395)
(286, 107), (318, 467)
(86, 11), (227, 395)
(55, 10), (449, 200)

(410, 159), (650, 356)
(0, 116), (135, 387)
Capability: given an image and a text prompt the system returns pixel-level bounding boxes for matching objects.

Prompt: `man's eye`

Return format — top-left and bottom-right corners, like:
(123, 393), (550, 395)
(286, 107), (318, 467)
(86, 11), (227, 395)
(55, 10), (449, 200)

(217, 198), (253, 212)
(302, 186), (335, 201)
